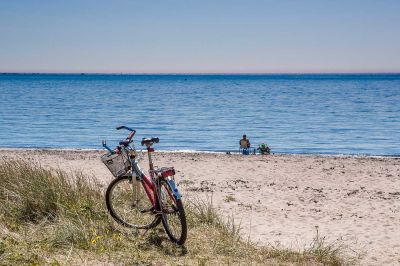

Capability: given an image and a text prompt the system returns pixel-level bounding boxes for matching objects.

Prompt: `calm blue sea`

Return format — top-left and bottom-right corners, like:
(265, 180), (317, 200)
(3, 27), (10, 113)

(0, 74), (399, 155)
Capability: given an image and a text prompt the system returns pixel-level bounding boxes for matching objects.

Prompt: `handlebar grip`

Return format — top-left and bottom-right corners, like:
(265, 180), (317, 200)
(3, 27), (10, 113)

(116, 125), (134, 132)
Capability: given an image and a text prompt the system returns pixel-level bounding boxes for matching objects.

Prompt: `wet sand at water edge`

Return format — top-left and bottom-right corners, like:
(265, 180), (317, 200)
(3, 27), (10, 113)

(1, 149), (399, 265)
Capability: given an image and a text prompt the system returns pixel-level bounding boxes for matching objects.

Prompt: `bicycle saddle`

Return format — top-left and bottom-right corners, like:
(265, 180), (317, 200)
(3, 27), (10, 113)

(141, 137), (159, 146)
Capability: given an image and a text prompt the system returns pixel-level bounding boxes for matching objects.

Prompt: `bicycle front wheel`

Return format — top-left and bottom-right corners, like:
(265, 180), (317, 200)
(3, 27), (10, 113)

(106, 176), (160, 229)
(158, 179), (187, 245)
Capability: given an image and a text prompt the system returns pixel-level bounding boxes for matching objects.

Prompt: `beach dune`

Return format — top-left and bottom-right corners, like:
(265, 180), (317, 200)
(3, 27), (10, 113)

(1, 149), (399, 265)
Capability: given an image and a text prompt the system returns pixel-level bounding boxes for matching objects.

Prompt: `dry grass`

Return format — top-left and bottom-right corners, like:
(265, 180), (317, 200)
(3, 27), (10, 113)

(0, 159), (352, 265)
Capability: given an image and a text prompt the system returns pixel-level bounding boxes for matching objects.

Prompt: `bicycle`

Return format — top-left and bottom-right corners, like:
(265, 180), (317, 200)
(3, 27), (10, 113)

(101, 126), (187, 245)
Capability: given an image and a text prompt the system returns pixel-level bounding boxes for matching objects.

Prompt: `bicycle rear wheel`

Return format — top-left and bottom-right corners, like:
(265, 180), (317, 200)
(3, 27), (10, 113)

(158, 179), (187, 245)
(106, 176), (160, 229)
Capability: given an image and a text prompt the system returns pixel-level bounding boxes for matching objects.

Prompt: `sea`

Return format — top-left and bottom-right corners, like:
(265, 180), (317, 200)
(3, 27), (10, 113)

(0, 73), (399, 156)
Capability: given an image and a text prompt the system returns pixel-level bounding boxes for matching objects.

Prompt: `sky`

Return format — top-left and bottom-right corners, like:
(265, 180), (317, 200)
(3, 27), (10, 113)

(0, 0), (400, 73)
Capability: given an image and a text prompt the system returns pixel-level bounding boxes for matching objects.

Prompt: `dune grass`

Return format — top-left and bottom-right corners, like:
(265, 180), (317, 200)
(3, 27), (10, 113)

(0, 159), (350, 265)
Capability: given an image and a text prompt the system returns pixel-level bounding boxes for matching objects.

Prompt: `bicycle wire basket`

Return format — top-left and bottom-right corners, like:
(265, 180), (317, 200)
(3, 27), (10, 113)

(101, 149), (131, 177)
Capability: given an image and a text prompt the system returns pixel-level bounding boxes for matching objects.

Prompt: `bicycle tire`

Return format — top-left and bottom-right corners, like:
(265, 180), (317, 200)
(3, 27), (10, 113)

(106, 176), (161, 229)
(157, 179), (187, 245)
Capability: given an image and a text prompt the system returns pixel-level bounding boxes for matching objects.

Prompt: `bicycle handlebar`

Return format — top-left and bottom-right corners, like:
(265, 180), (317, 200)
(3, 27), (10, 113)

(116, 125), (134, 131)
(102, 126), (137, 152)
(102, 140), (114, 153)
(116, 125), (136, 141)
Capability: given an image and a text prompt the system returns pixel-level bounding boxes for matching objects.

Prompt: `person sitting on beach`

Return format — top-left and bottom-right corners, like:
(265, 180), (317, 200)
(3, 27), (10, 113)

(258, 143), (271, 155)
(240, 134), (250, 148)
(239, 134), (251, 154)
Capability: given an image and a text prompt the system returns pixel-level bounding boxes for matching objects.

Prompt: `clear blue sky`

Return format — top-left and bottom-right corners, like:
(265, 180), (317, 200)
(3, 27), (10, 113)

(1, 0), (399, 73)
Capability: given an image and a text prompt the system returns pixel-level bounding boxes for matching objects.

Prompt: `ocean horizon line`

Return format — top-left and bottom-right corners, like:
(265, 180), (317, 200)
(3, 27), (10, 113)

(1, 72), (400, 75)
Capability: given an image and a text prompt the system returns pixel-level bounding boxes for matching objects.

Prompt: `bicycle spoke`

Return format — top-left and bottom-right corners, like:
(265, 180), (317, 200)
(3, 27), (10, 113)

(106, 176), (159, 229)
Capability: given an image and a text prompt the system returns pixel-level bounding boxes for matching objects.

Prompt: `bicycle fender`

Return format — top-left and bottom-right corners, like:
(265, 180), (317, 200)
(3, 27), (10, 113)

(166, 178), (182, 200)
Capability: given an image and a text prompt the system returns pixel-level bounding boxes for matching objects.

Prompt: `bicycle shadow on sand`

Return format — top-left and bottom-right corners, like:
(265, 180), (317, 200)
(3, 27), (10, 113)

(137, 228), (188, 257)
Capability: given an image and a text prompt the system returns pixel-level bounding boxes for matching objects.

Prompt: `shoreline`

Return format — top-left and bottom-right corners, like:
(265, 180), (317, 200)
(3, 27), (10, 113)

(1, 147), (399, 158)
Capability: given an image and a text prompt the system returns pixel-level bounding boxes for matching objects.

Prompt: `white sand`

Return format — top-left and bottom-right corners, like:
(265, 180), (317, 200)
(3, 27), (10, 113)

(1, 149), (399, 265)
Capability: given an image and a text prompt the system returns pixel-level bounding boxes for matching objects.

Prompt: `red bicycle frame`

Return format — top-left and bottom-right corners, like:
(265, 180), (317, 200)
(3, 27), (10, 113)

(138, 146), (157, 206)
(110, 127), (181, 207)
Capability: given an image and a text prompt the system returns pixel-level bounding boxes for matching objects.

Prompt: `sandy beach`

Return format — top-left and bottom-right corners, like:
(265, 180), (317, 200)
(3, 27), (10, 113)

(1, 149), (399, 265)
